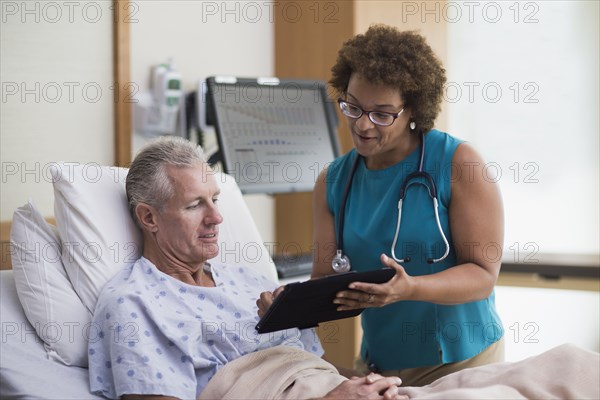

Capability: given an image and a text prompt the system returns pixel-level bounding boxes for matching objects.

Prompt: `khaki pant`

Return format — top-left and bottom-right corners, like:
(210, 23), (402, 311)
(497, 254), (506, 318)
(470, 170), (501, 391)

(354, 337), (505, 387)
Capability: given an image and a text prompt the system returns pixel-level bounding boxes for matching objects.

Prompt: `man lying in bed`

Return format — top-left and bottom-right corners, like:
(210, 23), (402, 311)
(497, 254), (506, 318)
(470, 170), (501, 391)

(88, 136), (405, 400)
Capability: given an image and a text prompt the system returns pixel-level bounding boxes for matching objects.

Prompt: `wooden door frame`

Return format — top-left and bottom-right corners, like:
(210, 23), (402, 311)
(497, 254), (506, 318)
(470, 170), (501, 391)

(113, 0), (132, 167)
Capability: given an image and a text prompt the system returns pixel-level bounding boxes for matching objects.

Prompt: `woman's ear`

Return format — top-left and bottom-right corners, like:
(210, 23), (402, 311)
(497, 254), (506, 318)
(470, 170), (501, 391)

(135, 203), (159, 233)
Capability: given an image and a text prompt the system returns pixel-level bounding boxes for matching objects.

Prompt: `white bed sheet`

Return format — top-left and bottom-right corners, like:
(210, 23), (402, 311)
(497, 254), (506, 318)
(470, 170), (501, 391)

(0, 270), (102, 399)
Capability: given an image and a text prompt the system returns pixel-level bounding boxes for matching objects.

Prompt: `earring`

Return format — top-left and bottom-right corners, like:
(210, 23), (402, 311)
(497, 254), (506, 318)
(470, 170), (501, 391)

(409, 121), (416, 130)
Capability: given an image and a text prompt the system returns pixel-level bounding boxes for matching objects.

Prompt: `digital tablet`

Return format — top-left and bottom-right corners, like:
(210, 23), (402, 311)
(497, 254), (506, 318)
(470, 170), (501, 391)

(255, 268), (396, 334)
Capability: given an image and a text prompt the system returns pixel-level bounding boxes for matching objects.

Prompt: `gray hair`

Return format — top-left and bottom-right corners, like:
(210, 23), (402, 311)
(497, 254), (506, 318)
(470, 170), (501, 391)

(126, 135), (206, 228)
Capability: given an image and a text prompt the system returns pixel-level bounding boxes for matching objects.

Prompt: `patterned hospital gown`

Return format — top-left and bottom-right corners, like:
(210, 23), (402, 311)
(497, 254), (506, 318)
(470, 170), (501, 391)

(88, 257), (324, 399)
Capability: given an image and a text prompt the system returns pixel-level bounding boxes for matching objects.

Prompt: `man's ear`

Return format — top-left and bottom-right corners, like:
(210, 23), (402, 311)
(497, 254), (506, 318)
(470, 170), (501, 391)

(135, 203), (159, 233)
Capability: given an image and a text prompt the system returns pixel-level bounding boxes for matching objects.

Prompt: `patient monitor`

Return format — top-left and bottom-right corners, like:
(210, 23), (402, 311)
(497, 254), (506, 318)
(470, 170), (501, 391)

(201, 76), (341, 194)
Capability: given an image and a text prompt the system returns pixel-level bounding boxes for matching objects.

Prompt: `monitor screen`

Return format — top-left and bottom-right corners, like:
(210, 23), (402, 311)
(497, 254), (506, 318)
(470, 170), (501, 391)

(205, 77), (340, 194)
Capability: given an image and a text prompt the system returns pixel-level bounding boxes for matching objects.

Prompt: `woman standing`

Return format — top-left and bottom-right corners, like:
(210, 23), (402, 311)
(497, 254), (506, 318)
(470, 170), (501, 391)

(312, 24), (505, 386)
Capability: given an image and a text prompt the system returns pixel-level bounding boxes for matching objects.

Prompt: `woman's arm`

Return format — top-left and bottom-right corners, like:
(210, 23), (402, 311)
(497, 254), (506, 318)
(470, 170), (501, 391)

(417, 141), (505, 303)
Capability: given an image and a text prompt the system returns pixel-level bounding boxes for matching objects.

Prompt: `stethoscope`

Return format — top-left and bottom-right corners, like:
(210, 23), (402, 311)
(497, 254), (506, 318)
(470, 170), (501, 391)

(331, 133), (450, 273)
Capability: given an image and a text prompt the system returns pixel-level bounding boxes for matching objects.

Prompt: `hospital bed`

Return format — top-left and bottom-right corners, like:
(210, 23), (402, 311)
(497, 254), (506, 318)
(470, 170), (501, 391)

(1, 163), (598, 399)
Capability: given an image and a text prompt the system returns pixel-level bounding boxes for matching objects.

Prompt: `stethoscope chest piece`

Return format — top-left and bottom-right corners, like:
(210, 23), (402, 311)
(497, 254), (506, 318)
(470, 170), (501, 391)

(331, 250), (351, 273)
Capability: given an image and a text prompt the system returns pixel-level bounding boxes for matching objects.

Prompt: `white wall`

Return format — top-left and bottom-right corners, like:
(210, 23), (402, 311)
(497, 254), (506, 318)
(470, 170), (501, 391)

(129, 0), (276, 245)
(1, 1), (114, 220)
(446, 0), (599, 257)
(444, 0), (600, 360)
(496, 285), (599, 361)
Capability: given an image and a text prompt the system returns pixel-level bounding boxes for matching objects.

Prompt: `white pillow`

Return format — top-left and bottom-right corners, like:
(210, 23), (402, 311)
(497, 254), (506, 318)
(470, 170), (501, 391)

(11, 200), (91, 367)
(51, 163), (143, 314)
(208, 171), (278, 281)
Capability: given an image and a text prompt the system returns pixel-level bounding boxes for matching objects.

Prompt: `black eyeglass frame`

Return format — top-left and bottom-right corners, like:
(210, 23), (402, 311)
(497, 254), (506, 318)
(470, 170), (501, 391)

(337, 98), (405, 127)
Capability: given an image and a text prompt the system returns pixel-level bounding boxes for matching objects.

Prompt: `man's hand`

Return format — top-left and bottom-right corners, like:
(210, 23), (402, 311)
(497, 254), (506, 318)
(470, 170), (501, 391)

(256, 286), (285, 318)
(321, 373), (407, 400)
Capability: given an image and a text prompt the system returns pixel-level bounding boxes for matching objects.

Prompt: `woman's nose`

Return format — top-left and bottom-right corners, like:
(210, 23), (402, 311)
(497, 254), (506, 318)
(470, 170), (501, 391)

(355, 113), (374, 131)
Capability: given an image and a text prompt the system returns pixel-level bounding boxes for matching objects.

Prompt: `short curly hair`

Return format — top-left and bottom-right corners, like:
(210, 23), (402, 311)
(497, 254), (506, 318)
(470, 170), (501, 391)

(330, 24), (446, 134)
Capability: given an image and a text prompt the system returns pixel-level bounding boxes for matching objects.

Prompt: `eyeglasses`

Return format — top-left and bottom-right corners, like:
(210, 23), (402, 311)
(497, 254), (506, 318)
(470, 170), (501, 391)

(337, 98), (405, 127)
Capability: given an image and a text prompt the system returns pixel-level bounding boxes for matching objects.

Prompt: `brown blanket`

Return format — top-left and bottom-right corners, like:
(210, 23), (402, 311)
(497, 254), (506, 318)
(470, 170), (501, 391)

(397, 343), (599, 399)
(198, 346), (346, 399)
(199, 343), (599, 400)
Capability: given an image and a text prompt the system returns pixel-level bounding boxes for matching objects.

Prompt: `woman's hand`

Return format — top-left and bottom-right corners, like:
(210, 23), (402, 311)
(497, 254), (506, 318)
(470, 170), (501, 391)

(321, 373), (407, 400)
(333, 254), (413, 311)
(256, 286), (285, 318)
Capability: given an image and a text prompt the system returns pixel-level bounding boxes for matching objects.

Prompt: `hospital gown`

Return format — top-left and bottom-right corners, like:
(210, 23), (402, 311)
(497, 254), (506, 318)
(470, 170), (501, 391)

(88, 257), (323, 399)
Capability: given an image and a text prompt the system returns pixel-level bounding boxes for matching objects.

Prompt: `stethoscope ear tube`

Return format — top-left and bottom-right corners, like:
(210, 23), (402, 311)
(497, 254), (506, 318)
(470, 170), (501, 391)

(427, 198), (450, 263)
(390, 198), (410, 263)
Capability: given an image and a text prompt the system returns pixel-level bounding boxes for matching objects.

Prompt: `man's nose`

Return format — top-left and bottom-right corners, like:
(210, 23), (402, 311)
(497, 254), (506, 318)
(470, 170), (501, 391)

(207, 204), (223, 225)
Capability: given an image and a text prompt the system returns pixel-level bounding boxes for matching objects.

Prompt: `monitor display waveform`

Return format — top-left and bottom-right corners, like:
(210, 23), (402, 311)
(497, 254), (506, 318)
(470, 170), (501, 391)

(207, 77), (340, 193)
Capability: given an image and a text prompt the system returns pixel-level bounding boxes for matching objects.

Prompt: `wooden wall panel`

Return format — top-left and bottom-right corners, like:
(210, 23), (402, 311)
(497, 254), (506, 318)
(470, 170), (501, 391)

(274, 0), (355, 257)
(274, 0), (358, 369)
(0, 221), (12, 270)
(1, 219), (56, 270)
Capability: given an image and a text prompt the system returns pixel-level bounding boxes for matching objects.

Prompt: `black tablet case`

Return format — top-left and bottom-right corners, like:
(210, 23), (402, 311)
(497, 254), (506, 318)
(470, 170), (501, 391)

(256, 268), (396, 333)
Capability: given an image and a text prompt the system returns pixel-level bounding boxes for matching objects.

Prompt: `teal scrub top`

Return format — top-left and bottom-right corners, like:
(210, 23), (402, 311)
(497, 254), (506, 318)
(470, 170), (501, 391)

(326, 129), (503, 370)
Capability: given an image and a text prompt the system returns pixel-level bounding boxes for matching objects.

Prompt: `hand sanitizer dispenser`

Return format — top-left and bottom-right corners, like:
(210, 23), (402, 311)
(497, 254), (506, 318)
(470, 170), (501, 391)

(134, 59), (185, 137)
